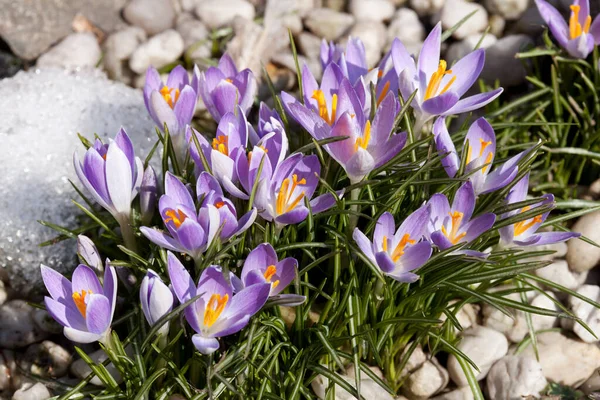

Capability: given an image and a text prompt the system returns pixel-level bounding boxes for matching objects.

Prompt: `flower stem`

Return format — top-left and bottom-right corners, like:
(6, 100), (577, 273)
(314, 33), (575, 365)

(348, 187), (361, 232)
(118, 215), (138, 254)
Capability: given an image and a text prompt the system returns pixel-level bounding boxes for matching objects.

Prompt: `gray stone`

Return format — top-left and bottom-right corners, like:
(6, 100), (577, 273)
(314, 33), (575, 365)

(489, 14), (506, 37)
(569, 285), (600, 343)
(410, 0), (445, 16)
(431, 386), (475, 400)
(195, 0), (256, 30)
(535, 260), (587, 291)
(304, 8), (355, 41)
(0, 281), (6, 307)
(485, 0), (529, 20)
(19, 341), (72, 378)
(31, 309), (63, 334)
(386, 8), (425, 55)
(481, 35), (534, 88)
(349, 0), (395, 22)
(447, 325), (508, 386)
(0, 0), (126, 60)
(129, 30), (185, 74)
(486, 356), (547, 400)
(345, 20), (386, 68)
(402, 359), (450, 399)
(298, 32), (323, 63)
(37, 33), (101, 69)
(311, 367), (395, 400)
(446, 33), (497, 64)
(11, 382), (51, 400)
(103, 27), (147, 84)
(282, 14), (303, 35)
(513, 4), (547, 36)
(580, 371), (600, 395)
(176, 18), (211, 61)
(441, 0), (488, 39)
(400, 344), (427, 378)
(0, 300), (48, 348)
(0, 69), (156, 297)
(123, 0), (176, 35)
(567, 211), (600, 272)
(518, 331), (600, 386)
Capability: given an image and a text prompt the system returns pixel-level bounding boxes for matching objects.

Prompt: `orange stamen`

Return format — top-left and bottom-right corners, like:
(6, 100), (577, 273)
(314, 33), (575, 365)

(160, 86), (180, 109)
(391, 233), (416, 262)
(441, 211), (467, 245)
(212, 136), (228, 155)
(514, 206), (543, 236)
(569, 5), (591, 39)
(164, 209), (188, 228)
(72, 290), (92, 317)
(424, 60), (456, 100)
(215, 201), (225, 209)
(311, 90), (337, 125)
(276, 174), (307, 215)
(263, 265), (280, 289)
(203, 293), (229, 327)
(376, 81), (390, 107)
(354, 121), (372, 152)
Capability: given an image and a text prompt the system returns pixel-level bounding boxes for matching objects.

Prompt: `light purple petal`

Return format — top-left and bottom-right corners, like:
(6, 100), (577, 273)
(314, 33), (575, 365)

(218, 282), (270, 322)
(565, 34), (594, 59)
(397, 205), (430, 240)
(276, 207), (309, 225)
(192, 335), (220, 354)
(44, 296), (86, 330)
(40, 265), (72, 302)
(167, 65), (189, 89)
(421, 91), (460, 116)
(63, 327), (103, 344)
(310, 193), (337, 214)
(353, 228), (375, 261)
(85, 294), (111, 335)
(427, 193), (450, 232)
(218, 53), (238, 77)
(443, 88), (503, 116)
(241, 243), (278, 283)
(395, 241), (432, 273)
(105, 144), (133, 216)
(150, 91), (179, 133)
(448, 49), (485, 97)
(431, 230), (454, 250)
(80, 150), (111, 208)
(167, 251), (196, 303)
(140, 227), (184, 252)
(418, 22), (442, 96)
(103, 264), (118, 318)
(535, 0), (569, 47)
(271, 257), (298, 295)
(235, 208), (257, 236)
(373, 212), (396, 252)
(176, 219), (207, 255)
(515, 231), (581, 246)
(433, 117), (459, 178)
(590, 15), (600, 44)
(72, 265), (103, 296)
(173, 86), (197, 128)
(453, 181), (475, 222)
(463, 213), (496, 243)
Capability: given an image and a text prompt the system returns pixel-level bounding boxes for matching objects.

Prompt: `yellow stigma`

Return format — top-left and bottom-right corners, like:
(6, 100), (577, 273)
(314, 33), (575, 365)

(385, 233), (416, 262)
(276, 174), (307, 215)
(164, 208), (188, 229)
(466, 138), (494, 173)
(263, 265), (280, 289)
(424, 60), (456, 101)
(514, 206), (543, 236)
(441, 211), (467, 245)
(212, 136), (229, 155)
(160, 86), (180, 109)
(203, 293), (229, 328)
(311, 90), (337, 125)
(225, 78), (233, 84)
(354, 121), (372, 152)
(569, 4), (592, 39)
(72, 290), (92, 317)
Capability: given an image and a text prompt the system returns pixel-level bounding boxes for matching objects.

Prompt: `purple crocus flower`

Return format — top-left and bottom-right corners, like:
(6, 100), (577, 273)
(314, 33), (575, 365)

(353, 206), (433, 283)
(427, 181), (496, 257)
(199, 53), (257, 122)
(140, 165), (158, 226)
(254, 153), (337, 228)
(233, 243), (305, 306)
(499, 174), (580, 247)
(77, 235), (103, 273)
(41, 263), (117, 344)
(140, 269), (175, 336)
(393, 23), (503, 131)
(283, 76), (406, 183)
(140, 172), (255, 260)
(144, 65), (200, 161)
(320, 38), (368, 86)
(433, 117), (526, 195)
(187, 107), (250, 193)
(535, 0), (600, 59)
(73, 128), (143, 226)
(167, 252), (270, 354)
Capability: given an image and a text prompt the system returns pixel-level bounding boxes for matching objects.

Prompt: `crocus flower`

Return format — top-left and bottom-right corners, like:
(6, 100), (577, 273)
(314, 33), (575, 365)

(73, 128), (143, 226)
(427, 181), (496, 257)
(140, 269), (175, 336)
(433, 117), (526, 195)
(254, 153), (337, 228)
(41, 263), (117, 344)
(320, 38), (368, 86)
(140, 172), (255, 260)
(284, 76), (406, 183)
(353, 206), (432, 283)
(187, 107), (249, 194)
(234, 243), (305, 306)
(535, 0), (600, 59)
(77, 235), (103, 273)
(140, 165), (158, 226)
(144, 65), (200, 161)
(167, 252), (270, 354)
(499, 174), (580, 247)
(199, 53), (257, 122)
(393, 23), (503, 130)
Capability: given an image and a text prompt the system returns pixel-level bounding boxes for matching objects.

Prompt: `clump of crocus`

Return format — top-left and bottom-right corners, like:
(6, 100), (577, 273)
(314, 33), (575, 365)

(73, 128), (143, 250)
(427, 181), (496, 257)
(499, 174), (581, 247)
(353, 206), (432, 283)
(140, 269), (175, 337)
(144, 65), (200, 162)
(433, 117), (528, 195)
(140, 172), (255, 261)
(234, 243), (305, 306)
(392, 23), (503, 132)
(41, 263), (117, 344)
(167, 252), (270, 354)
(199, 53), (257, 122)
(535, 0), (600, 59)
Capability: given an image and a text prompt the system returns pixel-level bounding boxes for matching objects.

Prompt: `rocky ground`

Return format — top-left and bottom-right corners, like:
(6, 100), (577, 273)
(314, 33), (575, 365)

(1, 0), (600, 399)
